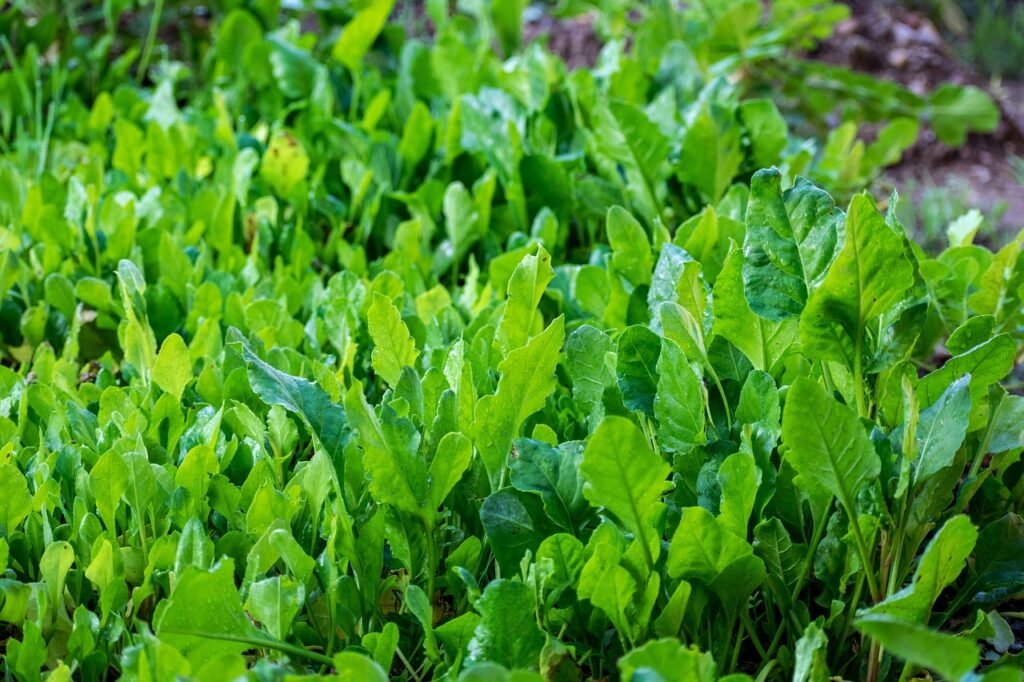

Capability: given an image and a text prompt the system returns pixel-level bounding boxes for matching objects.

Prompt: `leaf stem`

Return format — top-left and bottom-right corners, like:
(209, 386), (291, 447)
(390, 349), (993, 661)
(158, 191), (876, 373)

(158, 628), (334, 665)
(137, 0), (164, 84)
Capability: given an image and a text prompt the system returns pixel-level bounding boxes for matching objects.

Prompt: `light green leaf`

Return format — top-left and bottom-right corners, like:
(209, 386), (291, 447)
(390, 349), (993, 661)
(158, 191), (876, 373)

(913, 375), (970, 485)
(475, 316), (565, 490)
(712, 247), (798, 372)
(429, 432), (473, 511)
(245, 576), (303, 640)
(607, 206), (653, 287)
(655, 337), (705, 453)
(616, 325), (661, 416)
(467, 580), (545, 670)
(496, 245), (554, 353)
(800, 194), (915, 367)
(0, 463), (32, 535)
(743, 169), (844, 321)
(156, 560), (262, 669)
(782, 377), (879, 509)
(368, 293), (419, 386)
(235, 335), (350, 466)
(581, 416), (669, 548)
(793, 622), (829, 682)
(509, 438), (587, 532)
(855, 614), (979, 680)
(152, 333), (191, 401)
(332, 0), (398, 71)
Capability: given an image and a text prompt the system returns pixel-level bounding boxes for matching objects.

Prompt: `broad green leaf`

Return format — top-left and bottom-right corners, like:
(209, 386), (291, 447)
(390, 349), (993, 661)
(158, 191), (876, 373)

(616, 325), (661, 416)
(717, 452), (758, 539)
(581, 416), (669, 549)
(360, 401), (428, 517)
(591, 102), (669, 223)
(654, 337), (705, 453)
(496, 245), (554, 353)
(245, 576), (303, 640)
(236, 336), (350, 467)
(509, 438), (587, 532)
(928, 84), (999, 146)
(429, 432), (473, 511)
(667, 506), (762, 589)
(712, 248), (798, 372)
(793, 622), (829, 682)
(480, 488), (557, 576)
(959, 514), (1024, 608)
(855, 614), (979, 680)
(0, 463), (32, 535)
(565, 325), (614, 427)
(607, 206), (653, 287)
(619, 639), (717, 681)
(332, 652), (390, 681)
(679, 100), (743, 203)
(467, 580), (545, 670)
(156, 560), (264, 669)
(912, 375), (970, 485)
(743, 169), (843, 321)
(800, 194), (915, 367)
(332, 0), (398, 71)
(475, 317), (565, 490)
(781, 377), (879, 510)
(152, 333), (191, 401)
(260, 130), (309, 196)
(865, 515), (977, 622)
(368, 293), (419, 386)
(754, 518), (806, 609)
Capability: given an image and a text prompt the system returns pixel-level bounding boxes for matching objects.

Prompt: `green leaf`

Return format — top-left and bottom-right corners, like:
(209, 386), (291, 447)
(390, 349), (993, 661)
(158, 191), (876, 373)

(235, 335), (350, 467)
(616, 325), (662, 416)
(679, 100), (743, 203)
(754, 518), (807, 609)
(152, 333), (191, 401)
(475, 316), (565, 490)
(607, 206), (654, 287)
(359, 400), (428, 517)
(496, 245), (554, 353)
(429, 432), (473, 511)
(667, 507), (764, 599)
(332, 0), (398, 71)
(912, 375), (970, 485)
(619, 638), (717, 682)
(800, 194), (916, 368)
(259, 130), (310, 197)
(960, 514), (1024, 608)
(245, 576), (303, 640)
(654, 337), (706, 453)
(712, 247), (798, 372)
(743, 169), (844, 321)
(480, 488), (558, 576)
(565, 325), (615, 427)
(591, 101), (669, 223)
(781, 377), (879, 510)
(156, 560), (263, 668)
(855, 614), (979, 680)
(509, 438), (587, 532)
(928, 84), (999, 146)
(581, 416), (669, 551)
(793, 622), (829, 682)
(368, 293), (419, 386)
(0, 463), (31, 535)
(332, 652), (390, 682)
(867, 515), (977, 623)
(467, 580), (545, 670)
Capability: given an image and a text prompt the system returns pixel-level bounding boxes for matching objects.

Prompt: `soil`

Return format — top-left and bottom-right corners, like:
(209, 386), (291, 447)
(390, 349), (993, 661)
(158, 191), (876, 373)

(525, 0), (1024, 244)
(812, 0), (1024, 244)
